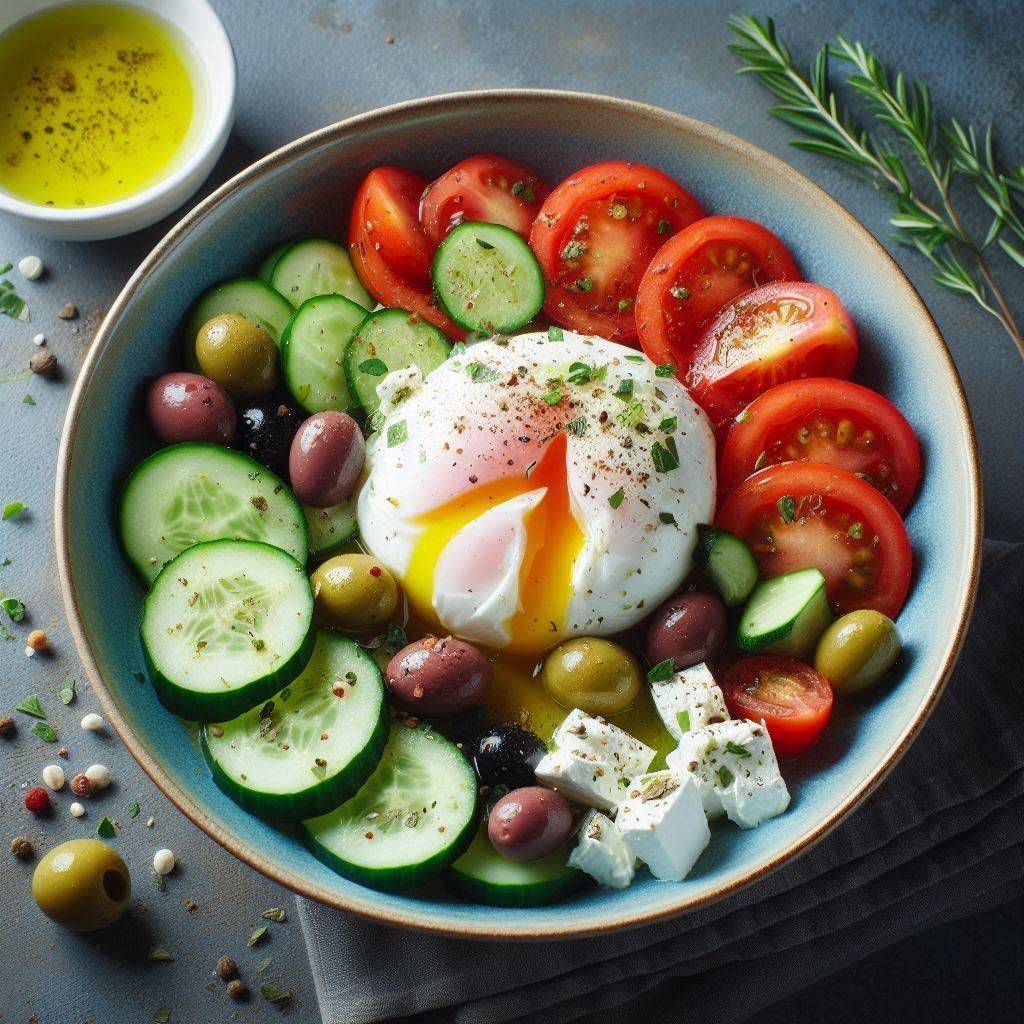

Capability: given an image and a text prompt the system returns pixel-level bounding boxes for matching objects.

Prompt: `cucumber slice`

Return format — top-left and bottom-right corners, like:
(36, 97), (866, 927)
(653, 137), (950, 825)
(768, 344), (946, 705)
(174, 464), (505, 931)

(303, 500), (358, 561)
(301, 724), (478, 892)
(695, 525), (759, 607)
(737, 567), (834, 657)
(281, 294), (365, 413)
(257, 243), (290, 284)
(184, 277), (293, 369)
(344, 308), (451, 416)
(119, 443), (307, 585)
(141, 540), (315, 721)
(431, 221), (544, 333)
(271, 238), (372, 310)
(202, 632), (388, 820)
(444, 825), (588, 907)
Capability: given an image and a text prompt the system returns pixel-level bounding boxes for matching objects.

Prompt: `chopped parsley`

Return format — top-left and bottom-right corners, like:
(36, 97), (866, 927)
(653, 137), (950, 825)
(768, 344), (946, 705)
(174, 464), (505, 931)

(449, 341), (467, 357)
(717, 765), (735, 787)
(616, 398), (645, 429)
(547, 326), (564, 342)
(608, 202), (628, 219)
(777, 495), (796, 523)
(386, 420), (408, 447)
(542, 388), (564, 405)
(659, 416), (677, 433)
(725, 740), (752, 758)
(670, 285), (691, 301)
(466, 361), (498, 382)
(511, 180), (536, 204)
(647, 658), (675, 683)
(655, 363), (677, 378)
(614, 378), (634, 399)
(848, 521), (864, 539)
(128, 801), (141, 818)
(2, 596), (25, 622)
(575, 277), (593, 293)
(476, 237), (495, 250)
(31, 721), (57, 743)
(608, 487), (626, 509)
(624, 354), (645, 363)
(566, 416), (588, 436)
(561, 240), (587, 260)
(22, 394), (34, 406)
(358, 357), (388, 377)
(657, 219), (673, 234)
(676, 709), (691, 733)
(59, 678), (76, 705)
(249, 926), (269, 947)
(382, 623), (407, 655)
(659, 512), (678, 527)
(97, 816), (117, 838)
(16, 694), (45, 719)
(651, 440), (680, 473)
(567, 361), (595, 384)
(262, 907), (288, 923)
(260, 986), (293, 1005)
(2, 502), (25, 521)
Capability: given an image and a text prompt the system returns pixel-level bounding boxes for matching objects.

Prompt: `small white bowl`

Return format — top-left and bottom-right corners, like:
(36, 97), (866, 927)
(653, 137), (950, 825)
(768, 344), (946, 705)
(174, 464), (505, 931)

(0, 0), (236, 241)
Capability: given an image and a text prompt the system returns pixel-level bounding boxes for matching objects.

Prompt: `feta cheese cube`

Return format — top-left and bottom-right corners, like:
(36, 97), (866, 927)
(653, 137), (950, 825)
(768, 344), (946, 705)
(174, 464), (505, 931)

(616, 771), (710, 881)
(666, 719), (790, 828)
(534, 710), (655, 810)
(649, 662), (729, 740)
(567, 810), (636, 889)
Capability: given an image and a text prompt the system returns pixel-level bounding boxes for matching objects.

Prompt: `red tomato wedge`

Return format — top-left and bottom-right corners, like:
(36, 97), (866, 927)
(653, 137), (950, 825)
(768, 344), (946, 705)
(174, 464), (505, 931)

(529, 161), (705, 343)
(720, 378), (922, 514)
(419, 154), (550, 244)
(348, 166), (463, 338)
(686, 282), (859, 427)
(715, 462), (912, 618)
(635, 216), (800, 371)
(721, 656), (833, 757)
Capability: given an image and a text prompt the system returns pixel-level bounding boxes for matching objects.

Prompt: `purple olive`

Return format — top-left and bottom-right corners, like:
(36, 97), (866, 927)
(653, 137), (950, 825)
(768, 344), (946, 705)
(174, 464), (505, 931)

(646, 590), (727, 669)
(385, 636), (492, 718)
(146, 372), (236, 445)
(488, 787), (573, 862)
(288, 411), (365, 507)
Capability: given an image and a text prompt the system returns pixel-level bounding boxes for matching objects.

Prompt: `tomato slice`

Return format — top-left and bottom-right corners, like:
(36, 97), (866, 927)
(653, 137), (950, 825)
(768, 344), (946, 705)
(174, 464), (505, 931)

(720, 656), (833, 757)
(529, 161), (705, 343)
(348, 166), (463, 338)
(720, 378), (922, 514)
(635, 216), (800, 372)
(419, 154), (550, 244)
(715, 462), (912, 618)
(686, 282), (859, 428)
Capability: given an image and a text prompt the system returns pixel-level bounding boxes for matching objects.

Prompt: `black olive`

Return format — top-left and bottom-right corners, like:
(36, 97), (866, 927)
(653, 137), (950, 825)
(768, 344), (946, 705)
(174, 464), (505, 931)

(470, 724), (546, 789)
(235, 398), (303, 478)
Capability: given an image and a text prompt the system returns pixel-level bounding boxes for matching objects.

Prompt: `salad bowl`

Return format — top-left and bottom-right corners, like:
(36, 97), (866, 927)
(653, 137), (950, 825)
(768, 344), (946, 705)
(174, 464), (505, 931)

(56, 90), (981, 940)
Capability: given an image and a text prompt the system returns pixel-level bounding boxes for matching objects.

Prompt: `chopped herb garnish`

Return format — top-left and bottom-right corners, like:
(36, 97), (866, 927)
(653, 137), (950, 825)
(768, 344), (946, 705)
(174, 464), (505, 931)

(97, 816), (117, 838)
(659, 416), (678, 433)
(725, 740), (752, 758)
(260, 985), (293, 1005)
(575, 277), (593, 293)
(566, 416), (588, 436)
(651, 440), (680, 473)
(617, 298), (632, 311)
(657, 219), (673, 234)
(2, 502), (25, 521)
(608, 202), (628, 219)
(147, 946), (174, 962)
(17, 694), (45, 719)
(655, 363), (677, 378)
(386, 420), (408, 447)
(476, 237), (495, 250)
(542, 388), (563, 405)
(659, 512), (678, 527)
(848, 521), (864, 539)
(262, 907), (287, 923)
(382, 623), (407, 655)
(676, 710), (691, 734)
(466, 361), (498, 382)
(2, 596), (25, 622)
(22, 394), (35, 406)
(716, 765), (735, 787)
(31, 721), (57, 743)
(614, 378), (634, 399)
(358, 357), (388, 377)
(561, 240), (587, 260)
(608, 487), (626, 509)
(59, 678), (76, 705)
(0, 288), (27, 321)
(735, 409), (751, 424)
(449, 341), (467, 357)
(647, 658), (675, 683)
(670, 285), (691, 301)
(547, 326), (564, 342)
(154, 872), (165, 892)
(567, 361), (594, 384)
(0, 260), (11, 274)
(154, 1008), (172, 1024)
(249, 926), (269, 947)
(366, 410), (386, 433)
(624, 354), (645, 363)
(259, 701), (275, 720)
(128, 801), (141, 818)
(256, 957), (272, 973)
(777, 495), (796, 523)
(616, 398), (645, 429)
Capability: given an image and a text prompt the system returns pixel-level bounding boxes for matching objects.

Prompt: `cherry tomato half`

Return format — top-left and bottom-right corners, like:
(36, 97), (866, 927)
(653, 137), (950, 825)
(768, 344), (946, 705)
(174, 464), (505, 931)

(636, 216), (800, 372)
(687, 282), (859, 427)
(530, 161), (705, 343)
(721, 656), (833, 757)
(348, 167), (463, 338)
(715, 461), (913, 618)
(719, 378), (922, 514)
(419, 154), (550, 244)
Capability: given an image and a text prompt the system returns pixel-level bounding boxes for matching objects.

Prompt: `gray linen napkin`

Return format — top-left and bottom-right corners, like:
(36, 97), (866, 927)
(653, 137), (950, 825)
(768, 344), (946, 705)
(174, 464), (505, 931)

(299, 541), (1024, 1024)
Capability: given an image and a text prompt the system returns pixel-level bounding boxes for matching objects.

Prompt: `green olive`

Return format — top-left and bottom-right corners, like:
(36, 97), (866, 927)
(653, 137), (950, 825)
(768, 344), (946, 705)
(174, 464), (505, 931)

(32, 839), (131, 932)
(541, 637), (641, 715)
(311, 553), (399, 632)
(814, 609), (900, 694)
(195, 313), (277, 398)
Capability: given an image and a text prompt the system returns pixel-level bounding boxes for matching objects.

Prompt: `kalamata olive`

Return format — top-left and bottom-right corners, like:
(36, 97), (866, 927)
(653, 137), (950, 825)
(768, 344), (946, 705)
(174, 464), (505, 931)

(32, 839), (131, 931)
(385, 635), (492, 717)
(236, 399), (303, 476)
(541, 637), (641, 715)
(488, 787), (573, 862)
(815, 609), (901, 694)
(289, 412), (365, 508)
(195, 314), (278, 398)
(146, 372), (236, 444)
(471, 724), (547, 789)
(646, 590), (727, 669)
(311, 553), (398, 631)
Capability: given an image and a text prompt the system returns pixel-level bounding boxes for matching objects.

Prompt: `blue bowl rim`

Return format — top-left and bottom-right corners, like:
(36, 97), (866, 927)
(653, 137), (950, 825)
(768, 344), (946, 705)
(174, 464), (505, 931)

(54, 88), (983, 941)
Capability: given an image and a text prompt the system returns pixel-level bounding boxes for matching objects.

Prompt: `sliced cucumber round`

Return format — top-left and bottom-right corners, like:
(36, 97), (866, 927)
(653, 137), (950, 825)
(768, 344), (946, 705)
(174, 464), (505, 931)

(737, 567), (834, 658)
(431, 221), (544, 334)
(444, 825), (588, 907)
(202, 632), (388, 821)
(344, 308), (451, 416)
(141, 540), (315, 721)
(120, 444), (307, 585)
(695, 524), (759, 608)
(184, 277), (293, 369)
(301, 724), (478, 892)
(257, 242), (291, 284)
(281, 294), (365, 413)
(271, 238), (372, 310)
(303, 500), (358, 561)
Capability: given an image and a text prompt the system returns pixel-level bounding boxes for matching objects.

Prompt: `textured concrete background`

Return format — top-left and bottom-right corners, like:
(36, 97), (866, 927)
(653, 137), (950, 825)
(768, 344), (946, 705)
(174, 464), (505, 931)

(0, 1), (1020, 1022)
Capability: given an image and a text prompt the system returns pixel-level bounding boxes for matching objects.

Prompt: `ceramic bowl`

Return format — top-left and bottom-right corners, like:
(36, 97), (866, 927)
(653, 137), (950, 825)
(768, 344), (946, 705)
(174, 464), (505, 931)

(0, 0), (235, 241)
(56, 91), (981, 940)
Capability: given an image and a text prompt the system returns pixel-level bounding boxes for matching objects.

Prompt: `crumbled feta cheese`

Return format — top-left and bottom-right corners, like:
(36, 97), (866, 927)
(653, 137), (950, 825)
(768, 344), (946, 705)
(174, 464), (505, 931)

(567, 809), (636, 889)
(667, 719), (790, 828)
(534, 709), (655, 810)
(649, 662), (728, 740)
(376, 364), (424, 416)
(616, 771), (709, 881)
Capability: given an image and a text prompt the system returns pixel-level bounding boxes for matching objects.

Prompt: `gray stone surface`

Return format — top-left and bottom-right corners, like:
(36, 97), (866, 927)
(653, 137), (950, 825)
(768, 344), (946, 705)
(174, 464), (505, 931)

(0, 1), (1019, 1022)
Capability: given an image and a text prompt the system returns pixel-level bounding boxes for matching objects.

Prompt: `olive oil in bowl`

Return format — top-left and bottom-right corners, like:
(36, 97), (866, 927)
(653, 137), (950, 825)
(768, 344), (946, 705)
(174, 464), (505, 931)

(0, 3), (197, 209)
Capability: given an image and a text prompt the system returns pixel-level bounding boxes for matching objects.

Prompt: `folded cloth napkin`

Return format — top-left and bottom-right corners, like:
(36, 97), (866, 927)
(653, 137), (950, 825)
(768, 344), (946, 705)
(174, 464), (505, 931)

(300, 541), (1024, 1024)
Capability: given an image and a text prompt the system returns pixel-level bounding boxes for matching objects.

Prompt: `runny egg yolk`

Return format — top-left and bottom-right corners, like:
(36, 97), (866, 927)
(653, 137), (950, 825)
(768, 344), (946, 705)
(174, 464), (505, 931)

(403, 432), (584, 656)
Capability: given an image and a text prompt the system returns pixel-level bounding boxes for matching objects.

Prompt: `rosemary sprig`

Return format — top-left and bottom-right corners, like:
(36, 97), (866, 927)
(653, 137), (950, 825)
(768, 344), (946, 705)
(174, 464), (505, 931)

(727, 14), (1024, 359)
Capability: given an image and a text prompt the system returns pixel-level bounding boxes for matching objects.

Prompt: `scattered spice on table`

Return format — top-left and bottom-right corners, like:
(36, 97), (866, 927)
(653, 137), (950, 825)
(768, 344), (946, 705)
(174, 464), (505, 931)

(10, 835), (33, 858)
(261, 907), (287, 923)
(147, 945), (174, 962)
(248, 925), (269, 947)
(0, 716), (15, 738)
(29, 349), (58, 377)
(57, 302), (78, 320)
(216, 955), (238, 981)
